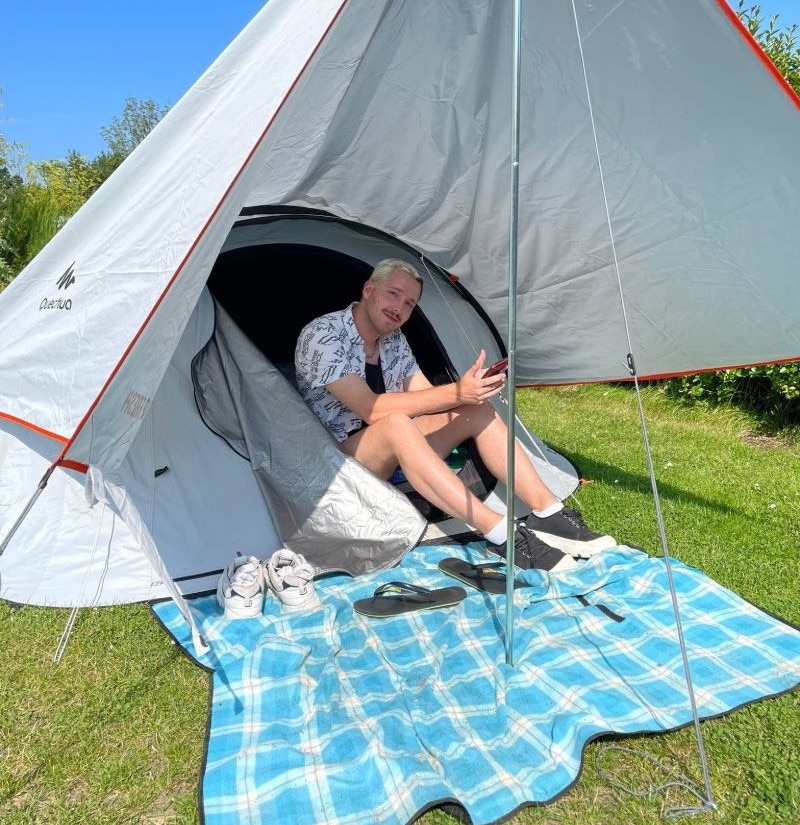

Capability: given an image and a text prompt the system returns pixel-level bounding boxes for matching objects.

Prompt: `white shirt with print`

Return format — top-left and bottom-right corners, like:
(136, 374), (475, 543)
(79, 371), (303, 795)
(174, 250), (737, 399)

(295, 302), (420, 442)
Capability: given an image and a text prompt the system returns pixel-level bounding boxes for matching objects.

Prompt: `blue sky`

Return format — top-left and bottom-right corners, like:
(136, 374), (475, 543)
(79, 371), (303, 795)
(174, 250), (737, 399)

(1, 1), (265, 162)
(2, 0), (800, 163)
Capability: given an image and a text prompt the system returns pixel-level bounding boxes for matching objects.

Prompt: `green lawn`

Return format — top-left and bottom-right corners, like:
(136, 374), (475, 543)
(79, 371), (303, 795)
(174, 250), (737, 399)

(1, 385), (798, 825)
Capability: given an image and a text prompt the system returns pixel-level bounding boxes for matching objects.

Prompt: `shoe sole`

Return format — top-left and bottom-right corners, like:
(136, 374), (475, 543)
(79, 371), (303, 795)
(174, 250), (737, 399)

(266, 575), (321, 611)
(277, 593), (322, 612)
(223, 599), (265, 619)
(530, 531), (617, 557)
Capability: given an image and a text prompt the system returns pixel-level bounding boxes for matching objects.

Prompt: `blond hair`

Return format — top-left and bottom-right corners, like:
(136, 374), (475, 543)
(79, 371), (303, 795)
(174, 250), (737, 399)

(369, 258), (423, 291)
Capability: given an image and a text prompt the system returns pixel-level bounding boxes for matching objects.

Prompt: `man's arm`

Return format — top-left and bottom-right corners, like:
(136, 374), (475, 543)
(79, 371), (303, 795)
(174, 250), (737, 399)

(327, 349), (505, 425)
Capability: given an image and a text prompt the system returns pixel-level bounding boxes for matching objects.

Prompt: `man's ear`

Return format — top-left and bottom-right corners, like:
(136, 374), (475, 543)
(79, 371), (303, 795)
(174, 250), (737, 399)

(362, 280), (373, 299)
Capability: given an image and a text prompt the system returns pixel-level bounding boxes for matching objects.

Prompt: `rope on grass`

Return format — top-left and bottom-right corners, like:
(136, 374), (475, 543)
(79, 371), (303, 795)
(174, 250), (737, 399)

(595, 744), (718, 820)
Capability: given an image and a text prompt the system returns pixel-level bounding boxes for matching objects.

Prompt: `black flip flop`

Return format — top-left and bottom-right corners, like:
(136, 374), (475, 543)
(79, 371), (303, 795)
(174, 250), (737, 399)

(354, 580), (467, 618)
(438, 558), (520, 595)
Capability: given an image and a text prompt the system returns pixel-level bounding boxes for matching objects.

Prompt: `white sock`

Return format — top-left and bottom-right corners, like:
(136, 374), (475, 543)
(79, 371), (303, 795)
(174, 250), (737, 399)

(532, 501), (563, 519)
(483, 517), (508, 545)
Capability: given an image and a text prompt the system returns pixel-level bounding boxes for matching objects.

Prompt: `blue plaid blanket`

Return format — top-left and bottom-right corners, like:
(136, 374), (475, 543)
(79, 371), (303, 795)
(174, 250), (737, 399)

(152, 544), (800, 825)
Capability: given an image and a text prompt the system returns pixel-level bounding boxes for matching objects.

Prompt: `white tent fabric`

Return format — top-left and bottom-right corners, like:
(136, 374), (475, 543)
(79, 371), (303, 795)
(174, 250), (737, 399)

(1, 0), (799, 610)
(0, 292), (281, 606)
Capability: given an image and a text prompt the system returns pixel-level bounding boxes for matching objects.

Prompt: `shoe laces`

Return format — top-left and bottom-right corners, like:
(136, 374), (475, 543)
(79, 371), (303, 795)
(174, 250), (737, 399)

(514, 524), (552, 560)
(269, 551), (315, 586)
(559, 506), (587, 528)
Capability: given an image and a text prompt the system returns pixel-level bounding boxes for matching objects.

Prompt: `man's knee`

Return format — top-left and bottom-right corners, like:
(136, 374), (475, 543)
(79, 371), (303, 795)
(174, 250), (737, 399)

(454, 402), (499, 433)
(371, 411), (420, 443)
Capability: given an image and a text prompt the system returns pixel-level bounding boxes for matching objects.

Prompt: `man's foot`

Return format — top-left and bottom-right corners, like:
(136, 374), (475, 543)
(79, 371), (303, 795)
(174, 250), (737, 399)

(486, 522), (578, 572)
(526, 506), (616, 557)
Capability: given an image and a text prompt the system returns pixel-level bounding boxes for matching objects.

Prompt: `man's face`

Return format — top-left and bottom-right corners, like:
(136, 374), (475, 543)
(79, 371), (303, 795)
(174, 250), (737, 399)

(362, 269), (422, 334)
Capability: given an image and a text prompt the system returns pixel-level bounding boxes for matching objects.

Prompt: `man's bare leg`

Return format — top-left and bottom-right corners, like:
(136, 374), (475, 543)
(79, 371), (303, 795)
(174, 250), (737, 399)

(342, 408), (609, 570)
(414, 403), (560, 513)
(408, 404), (614, 559)
(340, 411), (507, 535)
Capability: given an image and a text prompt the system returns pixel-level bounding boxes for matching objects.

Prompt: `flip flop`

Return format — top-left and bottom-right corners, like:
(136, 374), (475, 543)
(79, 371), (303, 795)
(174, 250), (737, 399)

(354, 581), (467, 618)
(438, 558), (520, 595)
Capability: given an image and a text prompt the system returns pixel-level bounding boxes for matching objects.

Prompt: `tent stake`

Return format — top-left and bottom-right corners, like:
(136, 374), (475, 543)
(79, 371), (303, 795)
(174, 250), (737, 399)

(54, 606), (81, 664)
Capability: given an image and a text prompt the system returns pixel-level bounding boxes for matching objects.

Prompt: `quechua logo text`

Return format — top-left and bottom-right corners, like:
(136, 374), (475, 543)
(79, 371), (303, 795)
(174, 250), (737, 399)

(40, 262), (76, 311)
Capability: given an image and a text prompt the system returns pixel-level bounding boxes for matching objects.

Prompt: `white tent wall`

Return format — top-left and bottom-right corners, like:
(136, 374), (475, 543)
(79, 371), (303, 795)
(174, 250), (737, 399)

(0, 0), (344, 464)
(101, 292), (281, 597)
(0, 291), (279, 606)
(0, 422), (148, 606)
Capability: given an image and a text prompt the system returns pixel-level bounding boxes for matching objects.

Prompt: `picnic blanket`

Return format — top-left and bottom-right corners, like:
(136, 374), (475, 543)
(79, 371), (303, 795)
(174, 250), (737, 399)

(151, 543), (800, 825)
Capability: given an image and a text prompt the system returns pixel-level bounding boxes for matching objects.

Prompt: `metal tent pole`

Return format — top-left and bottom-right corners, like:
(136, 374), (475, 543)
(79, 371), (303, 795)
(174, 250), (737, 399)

(504, 0), (523, 666)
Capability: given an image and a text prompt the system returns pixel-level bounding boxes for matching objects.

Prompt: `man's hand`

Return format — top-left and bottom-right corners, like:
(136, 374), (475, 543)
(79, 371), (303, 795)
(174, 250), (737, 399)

(456, 349), (506, 404)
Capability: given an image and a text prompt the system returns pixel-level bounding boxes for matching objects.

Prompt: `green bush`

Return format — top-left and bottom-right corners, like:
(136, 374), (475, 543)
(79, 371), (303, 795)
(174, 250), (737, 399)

(662, 363), (800, 429)
(2, 183), (67, 276)
(738, 2), (800, 94)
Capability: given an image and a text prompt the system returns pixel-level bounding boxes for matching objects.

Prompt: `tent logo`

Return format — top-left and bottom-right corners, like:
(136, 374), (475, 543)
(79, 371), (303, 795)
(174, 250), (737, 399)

(39, 262), (76, 312)
(56, 263), (76, 291)
(121, 389), (152, 420)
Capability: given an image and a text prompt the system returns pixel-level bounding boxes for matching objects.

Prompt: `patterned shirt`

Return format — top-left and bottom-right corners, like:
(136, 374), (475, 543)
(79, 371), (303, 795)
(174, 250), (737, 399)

(295, 303), (420, 442)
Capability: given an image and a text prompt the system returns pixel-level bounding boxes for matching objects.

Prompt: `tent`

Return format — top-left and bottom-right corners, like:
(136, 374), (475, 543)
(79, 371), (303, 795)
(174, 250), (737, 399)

(1, 0), (800, 637)
(0, 208), (580, 613)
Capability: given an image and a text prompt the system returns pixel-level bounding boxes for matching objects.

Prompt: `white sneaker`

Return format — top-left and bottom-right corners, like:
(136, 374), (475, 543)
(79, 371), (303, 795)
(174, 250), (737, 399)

(217, 553), (265, 619)
(266, 549), (321, 612)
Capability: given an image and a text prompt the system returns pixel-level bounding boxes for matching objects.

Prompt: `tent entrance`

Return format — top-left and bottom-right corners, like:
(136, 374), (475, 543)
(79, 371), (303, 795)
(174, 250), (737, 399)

(206, 239), (497, 519)
(208, 241), (462, 386)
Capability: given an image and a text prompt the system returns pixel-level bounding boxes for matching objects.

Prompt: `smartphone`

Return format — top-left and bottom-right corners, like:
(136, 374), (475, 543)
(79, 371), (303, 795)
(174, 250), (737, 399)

(484, 357), (508, 378)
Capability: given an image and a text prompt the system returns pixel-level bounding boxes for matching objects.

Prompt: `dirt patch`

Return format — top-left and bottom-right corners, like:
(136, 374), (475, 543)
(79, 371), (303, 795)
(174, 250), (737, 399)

(742, 432), (785, 450)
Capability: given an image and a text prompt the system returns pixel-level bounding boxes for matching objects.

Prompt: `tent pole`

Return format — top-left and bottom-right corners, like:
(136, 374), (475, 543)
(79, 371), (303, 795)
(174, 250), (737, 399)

(504, 0), (523, 666)
(0, 464), (56, 558)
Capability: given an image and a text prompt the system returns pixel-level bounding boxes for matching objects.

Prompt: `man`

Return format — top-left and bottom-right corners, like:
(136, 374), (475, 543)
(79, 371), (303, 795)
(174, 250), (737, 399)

(295, 258), (616, 571)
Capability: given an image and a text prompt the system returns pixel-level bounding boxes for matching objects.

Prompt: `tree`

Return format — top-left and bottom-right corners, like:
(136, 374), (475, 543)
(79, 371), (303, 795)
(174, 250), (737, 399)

(0, 96), (169, 284)
(0, 94), (23, 289)
(1, 150), (108, 277)
(100, 96), (169, 162)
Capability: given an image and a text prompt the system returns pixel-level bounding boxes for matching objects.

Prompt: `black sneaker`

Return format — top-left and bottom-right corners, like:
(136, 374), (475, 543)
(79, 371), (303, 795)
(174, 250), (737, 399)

(486, 523), (578, 572)
(526, 506), (616, 557)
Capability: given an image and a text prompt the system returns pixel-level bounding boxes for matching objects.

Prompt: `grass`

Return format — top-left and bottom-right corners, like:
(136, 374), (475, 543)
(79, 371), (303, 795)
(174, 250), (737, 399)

(1, 384), (798, 824)
(0, 604), (207, 824)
